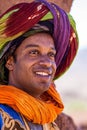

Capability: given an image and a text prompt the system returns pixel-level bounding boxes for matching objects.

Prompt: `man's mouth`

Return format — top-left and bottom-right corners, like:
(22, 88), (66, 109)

(35, 71), (50, 76)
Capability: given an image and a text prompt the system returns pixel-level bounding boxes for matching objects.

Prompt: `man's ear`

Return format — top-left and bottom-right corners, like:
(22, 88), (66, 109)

(5, 56), (15, 71)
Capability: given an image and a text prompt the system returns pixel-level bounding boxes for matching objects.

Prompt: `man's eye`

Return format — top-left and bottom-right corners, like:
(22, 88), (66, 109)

(29, 50), (39, 55)
(48, 52), (56, 59)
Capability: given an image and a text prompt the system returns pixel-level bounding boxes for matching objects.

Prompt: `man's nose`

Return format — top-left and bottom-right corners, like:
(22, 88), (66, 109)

(39, 55), (52, 68)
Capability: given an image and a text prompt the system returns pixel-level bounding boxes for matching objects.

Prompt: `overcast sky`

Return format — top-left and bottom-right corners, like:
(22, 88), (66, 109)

(70, 0), (87, 49)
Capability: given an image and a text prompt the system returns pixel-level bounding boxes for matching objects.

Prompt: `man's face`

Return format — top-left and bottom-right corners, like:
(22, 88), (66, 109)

(7, 33), (56, 97)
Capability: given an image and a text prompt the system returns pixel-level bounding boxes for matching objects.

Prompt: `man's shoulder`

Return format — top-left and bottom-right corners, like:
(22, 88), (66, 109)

(55, 113), (78, 130)
(0, 104), (18, 116)
(0, 104), (26, 129)
(0, 104), (22, 121)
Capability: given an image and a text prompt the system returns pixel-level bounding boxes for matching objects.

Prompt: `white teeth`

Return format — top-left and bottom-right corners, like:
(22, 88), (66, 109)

(36, 72), (49, 76)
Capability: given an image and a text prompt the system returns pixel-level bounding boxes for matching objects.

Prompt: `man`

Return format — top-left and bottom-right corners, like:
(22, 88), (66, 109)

(0, 0), (79, 129)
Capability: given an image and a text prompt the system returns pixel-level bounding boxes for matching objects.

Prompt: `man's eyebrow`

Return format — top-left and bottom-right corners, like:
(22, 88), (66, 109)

(25, 44), (39, 48)
(25, 44), (56, 51)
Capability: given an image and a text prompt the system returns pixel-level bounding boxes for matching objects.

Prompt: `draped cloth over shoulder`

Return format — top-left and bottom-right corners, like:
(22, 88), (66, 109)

(0, 0), (79, 84)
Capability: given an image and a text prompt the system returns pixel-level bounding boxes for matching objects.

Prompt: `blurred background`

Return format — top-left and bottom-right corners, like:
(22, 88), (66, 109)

(55, 0), (87, 128)
(0, 0), (87, 129)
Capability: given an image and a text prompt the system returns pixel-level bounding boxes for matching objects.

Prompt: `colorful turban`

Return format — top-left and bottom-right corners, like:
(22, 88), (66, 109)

(0, 0), (79, 84)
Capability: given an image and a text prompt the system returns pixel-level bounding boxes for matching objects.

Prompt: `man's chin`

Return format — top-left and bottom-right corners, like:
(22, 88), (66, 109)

(38, 81), (51, 91)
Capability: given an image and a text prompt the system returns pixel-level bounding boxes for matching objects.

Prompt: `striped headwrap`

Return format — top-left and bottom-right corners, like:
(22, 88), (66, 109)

(0, 0), (79, 84)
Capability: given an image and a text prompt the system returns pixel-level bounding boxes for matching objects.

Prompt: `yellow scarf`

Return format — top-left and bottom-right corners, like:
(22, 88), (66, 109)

(0, 84), (64, 124)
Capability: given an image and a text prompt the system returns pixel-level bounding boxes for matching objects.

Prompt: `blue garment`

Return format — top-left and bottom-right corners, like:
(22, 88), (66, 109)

(0, 104), (42, 130)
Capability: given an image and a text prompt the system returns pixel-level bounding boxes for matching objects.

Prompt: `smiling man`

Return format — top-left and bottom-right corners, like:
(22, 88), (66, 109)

(7, 33), (56, 97)
(0, 0), (79, 129)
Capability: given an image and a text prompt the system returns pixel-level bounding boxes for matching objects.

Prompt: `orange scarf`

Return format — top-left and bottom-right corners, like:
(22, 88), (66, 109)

(0, 84), (64, 124)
